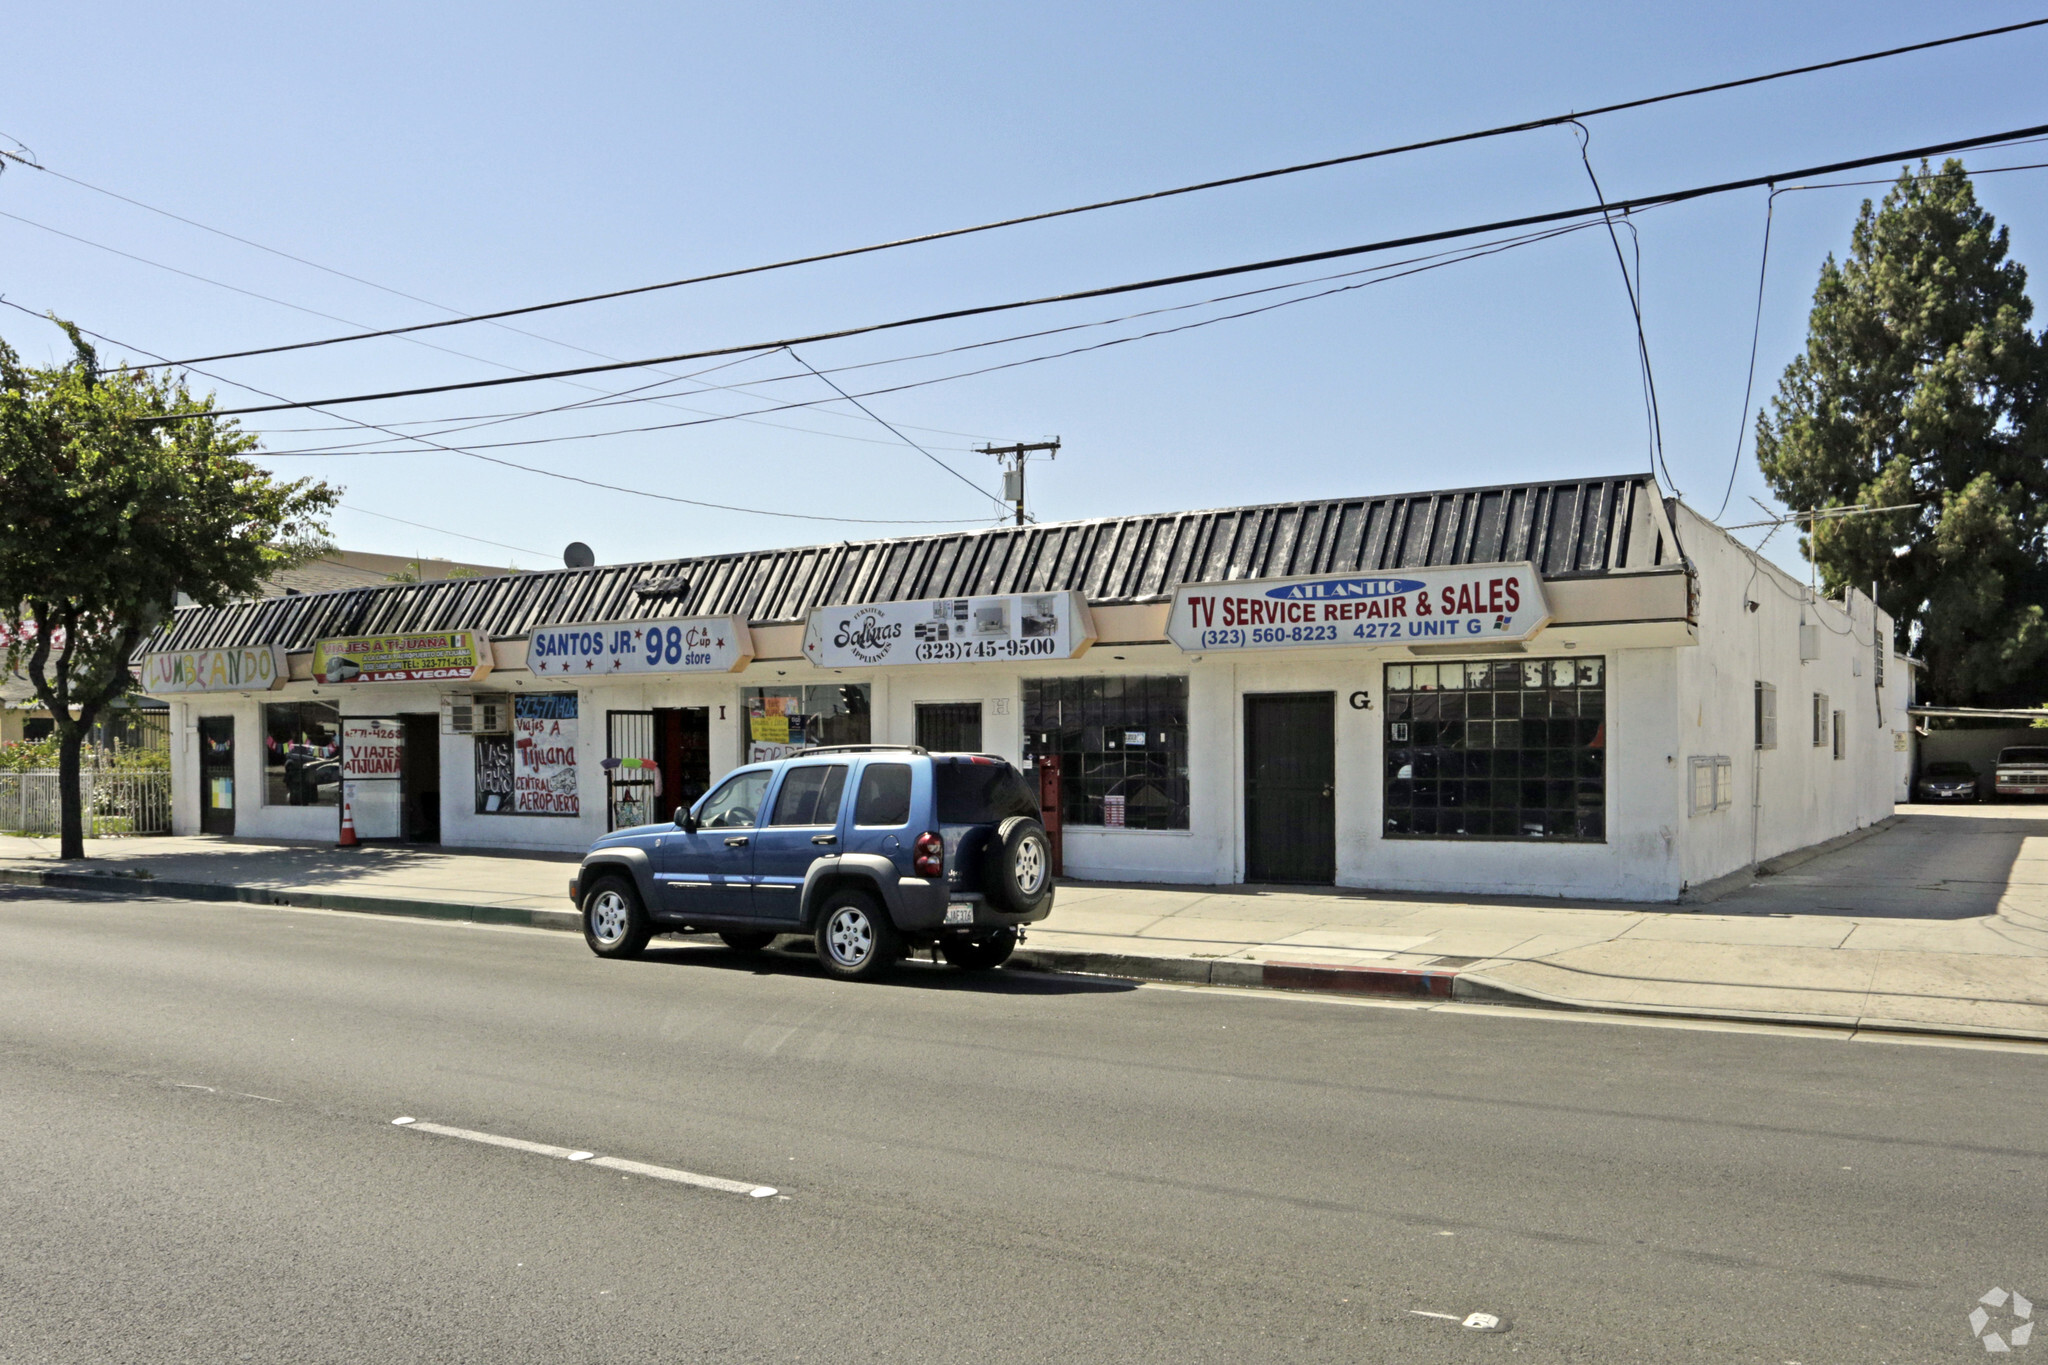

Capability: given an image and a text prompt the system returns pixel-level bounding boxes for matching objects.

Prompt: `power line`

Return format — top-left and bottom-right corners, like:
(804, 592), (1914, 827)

(0, 299), (994, 528)
(335, 503), (545, 558)
(155, 119), (2048, 423)
(782, 347), (1009, 516)
(78, 14), (2048, 372)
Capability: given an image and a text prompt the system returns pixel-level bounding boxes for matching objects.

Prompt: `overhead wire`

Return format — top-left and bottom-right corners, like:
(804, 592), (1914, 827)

(146, 118), (2048, 422)
(335, 503), (546, 559)
(0, 298), (995, 528)
(65, 13), (2048, 371)
(782, 346), (1008, 517)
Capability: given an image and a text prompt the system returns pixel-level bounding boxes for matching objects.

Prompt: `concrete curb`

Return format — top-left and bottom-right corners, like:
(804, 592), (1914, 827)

(8, 863), (2040, 1046)
(0, 867), (582, 934)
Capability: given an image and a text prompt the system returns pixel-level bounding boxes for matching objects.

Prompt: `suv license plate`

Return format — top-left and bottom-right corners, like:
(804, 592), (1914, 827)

(944, 903), (975, 926)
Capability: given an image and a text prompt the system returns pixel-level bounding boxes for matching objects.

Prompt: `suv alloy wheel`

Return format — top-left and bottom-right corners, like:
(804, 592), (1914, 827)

(816, 888), (901, 982)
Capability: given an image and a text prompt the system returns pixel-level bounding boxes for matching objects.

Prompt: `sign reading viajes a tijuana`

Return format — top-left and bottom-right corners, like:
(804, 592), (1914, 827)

(311, 631), (493, 684)
(523, 617), (753, 676)
(804, 591), (1096, 668)
(1167, 564), (1551, 653)
(140, 645), (286, 693)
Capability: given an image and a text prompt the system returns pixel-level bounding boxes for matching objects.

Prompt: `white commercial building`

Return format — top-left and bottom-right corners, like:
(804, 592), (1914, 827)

(142, 475), (1909, 902)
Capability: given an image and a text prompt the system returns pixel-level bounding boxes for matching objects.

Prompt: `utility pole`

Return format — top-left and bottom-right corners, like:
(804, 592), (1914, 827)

(977, 439), (1060, 527)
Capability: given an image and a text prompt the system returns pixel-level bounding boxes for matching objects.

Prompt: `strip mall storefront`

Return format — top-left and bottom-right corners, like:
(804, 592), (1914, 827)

(145, 485), (1909, 902)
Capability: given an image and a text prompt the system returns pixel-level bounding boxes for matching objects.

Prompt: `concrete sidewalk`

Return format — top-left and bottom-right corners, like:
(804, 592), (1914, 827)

(4, 805), (2046, 1040)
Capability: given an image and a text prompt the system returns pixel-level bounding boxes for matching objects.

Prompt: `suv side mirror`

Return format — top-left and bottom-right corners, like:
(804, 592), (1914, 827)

(677, 807), (698, 833)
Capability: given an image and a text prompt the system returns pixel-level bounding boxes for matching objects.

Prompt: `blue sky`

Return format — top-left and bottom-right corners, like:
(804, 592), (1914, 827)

(5, 2), (2046, 578)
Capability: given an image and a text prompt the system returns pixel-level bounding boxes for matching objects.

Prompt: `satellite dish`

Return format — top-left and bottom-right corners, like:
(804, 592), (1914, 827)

(563, 542), (595, 569)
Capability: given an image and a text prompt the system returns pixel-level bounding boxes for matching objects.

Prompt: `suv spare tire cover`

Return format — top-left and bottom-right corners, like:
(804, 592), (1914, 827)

(984, 816), (1053, 914)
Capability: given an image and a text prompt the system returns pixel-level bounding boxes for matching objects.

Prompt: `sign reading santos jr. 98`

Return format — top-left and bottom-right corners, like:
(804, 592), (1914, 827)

(522, 617), (754, 676)
(1166, 563), (1551, 653)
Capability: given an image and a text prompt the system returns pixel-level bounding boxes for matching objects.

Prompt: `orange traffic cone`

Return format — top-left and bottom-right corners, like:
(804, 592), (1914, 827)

(338, 784), (359, 847)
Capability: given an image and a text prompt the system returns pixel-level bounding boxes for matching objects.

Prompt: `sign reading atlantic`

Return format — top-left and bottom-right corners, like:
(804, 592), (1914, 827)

(1167, 563), (1550, 653)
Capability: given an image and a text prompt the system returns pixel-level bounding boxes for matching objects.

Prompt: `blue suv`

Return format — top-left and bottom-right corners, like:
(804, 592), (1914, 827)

(570, 746), (1055, 980)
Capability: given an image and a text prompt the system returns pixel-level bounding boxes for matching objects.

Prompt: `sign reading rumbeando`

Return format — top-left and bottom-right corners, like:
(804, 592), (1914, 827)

(1168, 564), (1551, 652)
(141, 645), (285, 693)
(804, 591), (1095, 668)
(523, 617), (752, 676)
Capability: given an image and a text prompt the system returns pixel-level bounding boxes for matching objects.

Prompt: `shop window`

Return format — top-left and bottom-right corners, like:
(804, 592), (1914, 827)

(742, 684), (869, 763)
(1384, 657), (1606, 841)
(1022, 676), (1188, 830)
(264, 701), (341, 807)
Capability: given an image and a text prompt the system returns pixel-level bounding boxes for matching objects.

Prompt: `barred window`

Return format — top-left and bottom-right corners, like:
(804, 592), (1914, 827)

(1384, 657), (1606, 841)
(1023, 675), (1188, 830)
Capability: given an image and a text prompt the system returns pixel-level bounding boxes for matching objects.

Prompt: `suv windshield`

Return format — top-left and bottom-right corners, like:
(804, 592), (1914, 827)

(935, 760), (1038, 824)
(1998, 748), (2048, 765)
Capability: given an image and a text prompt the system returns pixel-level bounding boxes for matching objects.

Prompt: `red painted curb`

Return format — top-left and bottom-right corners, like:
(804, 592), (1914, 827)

(1261, 961), (1458, 997)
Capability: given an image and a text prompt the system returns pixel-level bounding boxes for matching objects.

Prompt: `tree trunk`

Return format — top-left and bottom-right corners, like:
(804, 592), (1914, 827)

(57, 722), (87, 860)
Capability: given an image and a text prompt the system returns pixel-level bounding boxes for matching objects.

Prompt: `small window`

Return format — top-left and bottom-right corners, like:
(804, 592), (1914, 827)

(935, 759), (1038, 824)
(1811, 692), (1829, 747)
(854, 763), (912, 827)
(697, 770), (770, 829)
(770, 764), (847, 826)
(1688, 755), (1734, 815)
(1832, 710), (1845, 761)
(1755, 682), (1778, 751)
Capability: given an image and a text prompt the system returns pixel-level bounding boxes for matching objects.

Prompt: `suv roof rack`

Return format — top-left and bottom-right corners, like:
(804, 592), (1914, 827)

(800, 744), (928, 756)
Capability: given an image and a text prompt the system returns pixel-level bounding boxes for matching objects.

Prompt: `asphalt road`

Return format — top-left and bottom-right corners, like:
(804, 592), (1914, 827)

(2, 887), (2043, 1363)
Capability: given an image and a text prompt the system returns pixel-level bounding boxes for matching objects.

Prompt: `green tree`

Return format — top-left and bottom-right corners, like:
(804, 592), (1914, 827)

(0, 324), (336, 858)
(1755, 159), (2048, 706)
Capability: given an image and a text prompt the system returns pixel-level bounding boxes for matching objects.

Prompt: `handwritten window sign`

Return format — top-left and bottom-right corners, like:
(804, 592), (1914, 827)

(513, 693), (579, 816)
(1167, 564), (1551, 653)
(523, 617), (752, 676)
(803, 591), (1095, 668)
(341, 716), (403, 839)
(474, 734), (515, 814)
(140, 646), (285, 693)
(312, 632), (493, 685)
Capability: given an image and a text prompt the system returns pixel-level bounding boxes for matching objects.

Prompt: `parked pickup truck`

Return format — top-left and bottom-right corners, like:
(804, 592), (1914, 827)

(1993, 746), (2048, 801)
(569, 745), (1055, 980)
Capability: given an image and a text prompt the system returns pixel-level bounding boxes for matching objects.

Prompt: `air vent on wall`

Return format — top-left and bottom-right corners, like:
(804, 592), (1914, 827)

(441, 692), (512, 735)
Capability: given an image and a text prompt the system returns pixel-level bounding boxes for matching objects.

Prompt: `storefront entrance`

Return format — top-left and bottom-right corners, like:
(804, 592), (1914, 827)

(607, 708), (710, 829)
(199, 716), (235, 835)
(399, 713), (440, 844)
(916, 701), (982, 753)
(1244, 693), (1335, 884)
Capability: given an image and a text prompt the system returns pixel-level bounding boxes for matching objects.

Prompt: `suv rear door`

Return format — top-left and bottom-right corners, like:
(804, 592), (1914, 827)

(843, 759), (916, 874)
(749, 762), (852, 925)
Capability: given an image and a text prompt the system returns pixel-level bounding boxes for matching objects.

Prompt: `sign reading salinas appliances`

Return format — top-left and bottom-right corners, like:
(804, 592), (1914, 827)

(804, 591), (1096, 668)
(311, 632), (493, 685)
(523, 617), (752, 676)
(1168, 564), (1551, 652)
(141, 645), (285, 693)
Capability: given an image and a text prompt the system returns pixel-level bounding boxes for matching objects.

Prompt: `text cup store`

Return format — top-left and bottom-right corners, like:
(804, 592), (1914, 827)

(143, 474), (1909, 902)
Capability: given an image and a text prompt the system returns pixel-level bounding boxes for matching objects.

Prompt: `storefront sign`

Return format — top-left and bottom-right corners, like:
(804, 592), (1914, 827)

(475, 734), (515, 814)
(802, 591), (1095, 669)
(312, 632), (493, 685)
(341, 716), (403, 839)
(140, 645), (286, 693)
(512, 693), (579, 816)
(1167, 564), (1551, 653)
(522, 617), (752, 676)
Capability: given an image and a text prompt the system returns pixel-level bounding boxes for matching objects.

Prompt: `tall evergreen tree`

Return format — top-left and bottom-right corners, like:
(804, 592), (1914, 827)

(1755, 159), (2048, 706)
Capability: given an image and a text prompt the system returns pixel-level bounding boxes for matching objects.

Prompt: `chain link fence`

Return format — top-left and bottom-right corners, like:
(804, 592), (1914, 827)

(0, 770), (172, 837)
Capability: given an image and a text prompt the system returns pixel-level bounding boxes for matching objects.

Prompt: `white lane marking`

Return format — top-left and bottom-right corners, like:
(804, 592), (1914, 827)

(1408, 1310), (1460, 1321)
(586, 1155), (778, 1198)
(392, 1117), (776, 1198)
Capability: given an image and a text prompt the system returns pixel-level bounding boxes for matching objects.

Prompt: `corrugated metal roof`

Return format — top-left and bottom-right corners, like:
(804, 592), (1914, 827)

(147, 474), (1679, 652)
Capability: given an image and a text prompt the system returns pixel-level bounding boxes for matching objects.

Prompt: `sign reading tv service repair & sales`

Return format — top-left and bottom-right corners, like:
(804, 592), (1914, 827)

(311, 631), (493, 685)
(804, 591), (1095, 668)
(1167, 564), (1550, 652)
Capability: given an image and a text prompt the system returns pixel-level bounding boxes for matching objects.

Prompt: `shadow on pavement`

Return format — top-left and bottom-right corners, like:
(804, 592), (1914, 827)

(1710, 807), (2046, 921)
(635, 938), (1139, 995)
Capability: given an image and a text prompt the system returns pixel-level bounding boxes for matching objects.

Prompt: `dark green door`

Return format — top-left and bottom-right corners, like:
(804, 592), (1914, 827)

(1245, 693), (1335, 884)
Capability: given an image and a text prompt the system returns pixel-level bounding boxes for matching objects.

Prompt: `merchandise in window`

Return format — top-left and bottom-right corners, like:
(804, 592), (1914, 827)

(1022, 676), (1189, 830)
(1384, 657), (1605, 841)
(741, 684), (869, 763)
(264, 701), (341, 807)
